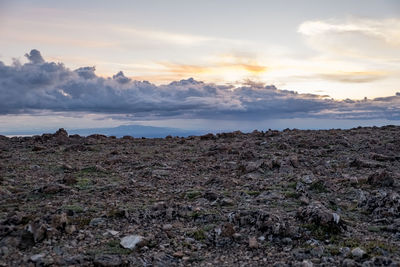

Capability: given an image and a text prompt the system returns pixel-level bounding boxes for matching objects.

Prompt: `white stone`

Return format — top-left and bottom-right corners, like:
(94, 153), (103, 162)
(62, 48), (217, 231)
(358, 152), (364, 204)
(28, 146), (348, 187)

(120, 235), (143, 250)
(302, 175), (314, 184)
(349, 177), (358, 184)
(162, 224), (173, 231)
(351, 247), (366, 258)
(104, 229), (119, 236)
(332, 213), (340, 224)
(215, 227), (222, 236)
(30, 254), (45, 262)
(302, 260), (313, 267)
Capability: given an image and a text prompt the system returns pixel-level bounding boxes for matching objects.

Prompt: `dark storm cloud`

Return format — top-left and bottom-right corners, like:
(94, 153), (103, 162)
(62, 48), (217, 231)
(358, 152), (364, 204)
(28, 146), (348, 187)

(0, 50), (399, 120)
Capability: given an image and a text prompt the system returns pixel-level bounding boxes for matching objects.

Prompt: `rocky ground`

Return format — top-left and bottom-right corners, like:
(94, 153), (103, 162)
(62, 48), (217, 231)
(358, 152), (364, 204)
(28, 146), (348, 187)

(0, 126), (399, 266)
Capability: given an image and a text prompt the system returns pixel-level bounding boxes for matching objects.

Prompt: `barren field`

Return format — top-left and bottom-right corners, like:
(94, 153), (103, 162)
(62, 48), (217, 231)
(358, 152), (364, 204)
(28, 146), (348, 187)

(0, 126), (399, 266)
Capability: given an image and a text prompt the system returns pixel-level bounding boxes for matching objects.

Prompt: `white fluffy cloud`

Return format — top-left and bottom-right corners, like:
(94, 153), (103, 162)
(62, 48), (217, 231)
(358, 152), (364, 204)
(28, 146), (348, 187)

(0, 50), (399, 120)
(298, 18), (400, 60)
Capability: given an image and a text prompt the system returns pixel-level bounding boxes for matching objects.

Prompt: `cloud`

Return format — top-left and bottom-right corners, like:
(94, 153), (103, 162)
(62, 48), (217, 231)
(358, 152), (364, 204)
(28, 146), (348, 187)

(298, 18), (400, 60)
(112, 71), (131, 84)
(214, 53), (268, 74)
(113, 26), (214, 46)
(0, 50), (400, 120)
(155, 54), (268, 82)
(25, 49), (45, 64)
(160, 63), (209, 75)
(75, 66), (96, 79)
(298, 18), (400, 46)
(312, 71), (388, 83)
(238, 64), (267, 73)
(111, 25), (251, 48)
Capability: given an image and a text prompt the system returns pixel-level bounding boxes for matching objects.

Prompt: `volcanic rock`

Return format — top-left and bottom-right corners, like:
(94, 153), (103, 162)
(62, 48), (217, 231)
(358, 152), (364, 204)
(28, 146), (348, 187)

(368, 170), (395, 187)
(0, 126), (400, 266)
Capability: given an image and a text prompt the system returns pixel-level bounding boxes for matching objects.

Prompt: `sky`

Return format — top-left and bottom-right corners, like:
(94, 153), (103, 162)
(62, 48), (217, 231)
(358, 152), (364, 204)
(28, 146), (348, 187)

(0, 0), (399, 133)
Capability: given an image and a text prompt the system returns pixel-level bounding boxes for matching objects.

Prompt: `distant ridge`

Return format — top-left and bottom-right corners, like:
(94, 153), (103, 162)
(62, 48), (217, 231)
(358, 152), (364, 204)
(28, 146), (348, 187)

(1, 124), (203, 138)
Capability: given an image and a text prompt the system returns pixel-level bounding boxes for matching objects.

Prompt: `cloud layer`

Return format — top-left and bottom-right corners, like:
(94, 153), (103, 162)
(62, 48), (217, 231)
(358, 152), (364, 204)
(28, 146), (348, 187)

(298, 18), (400, 60)
(1, 50), (399, 120)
